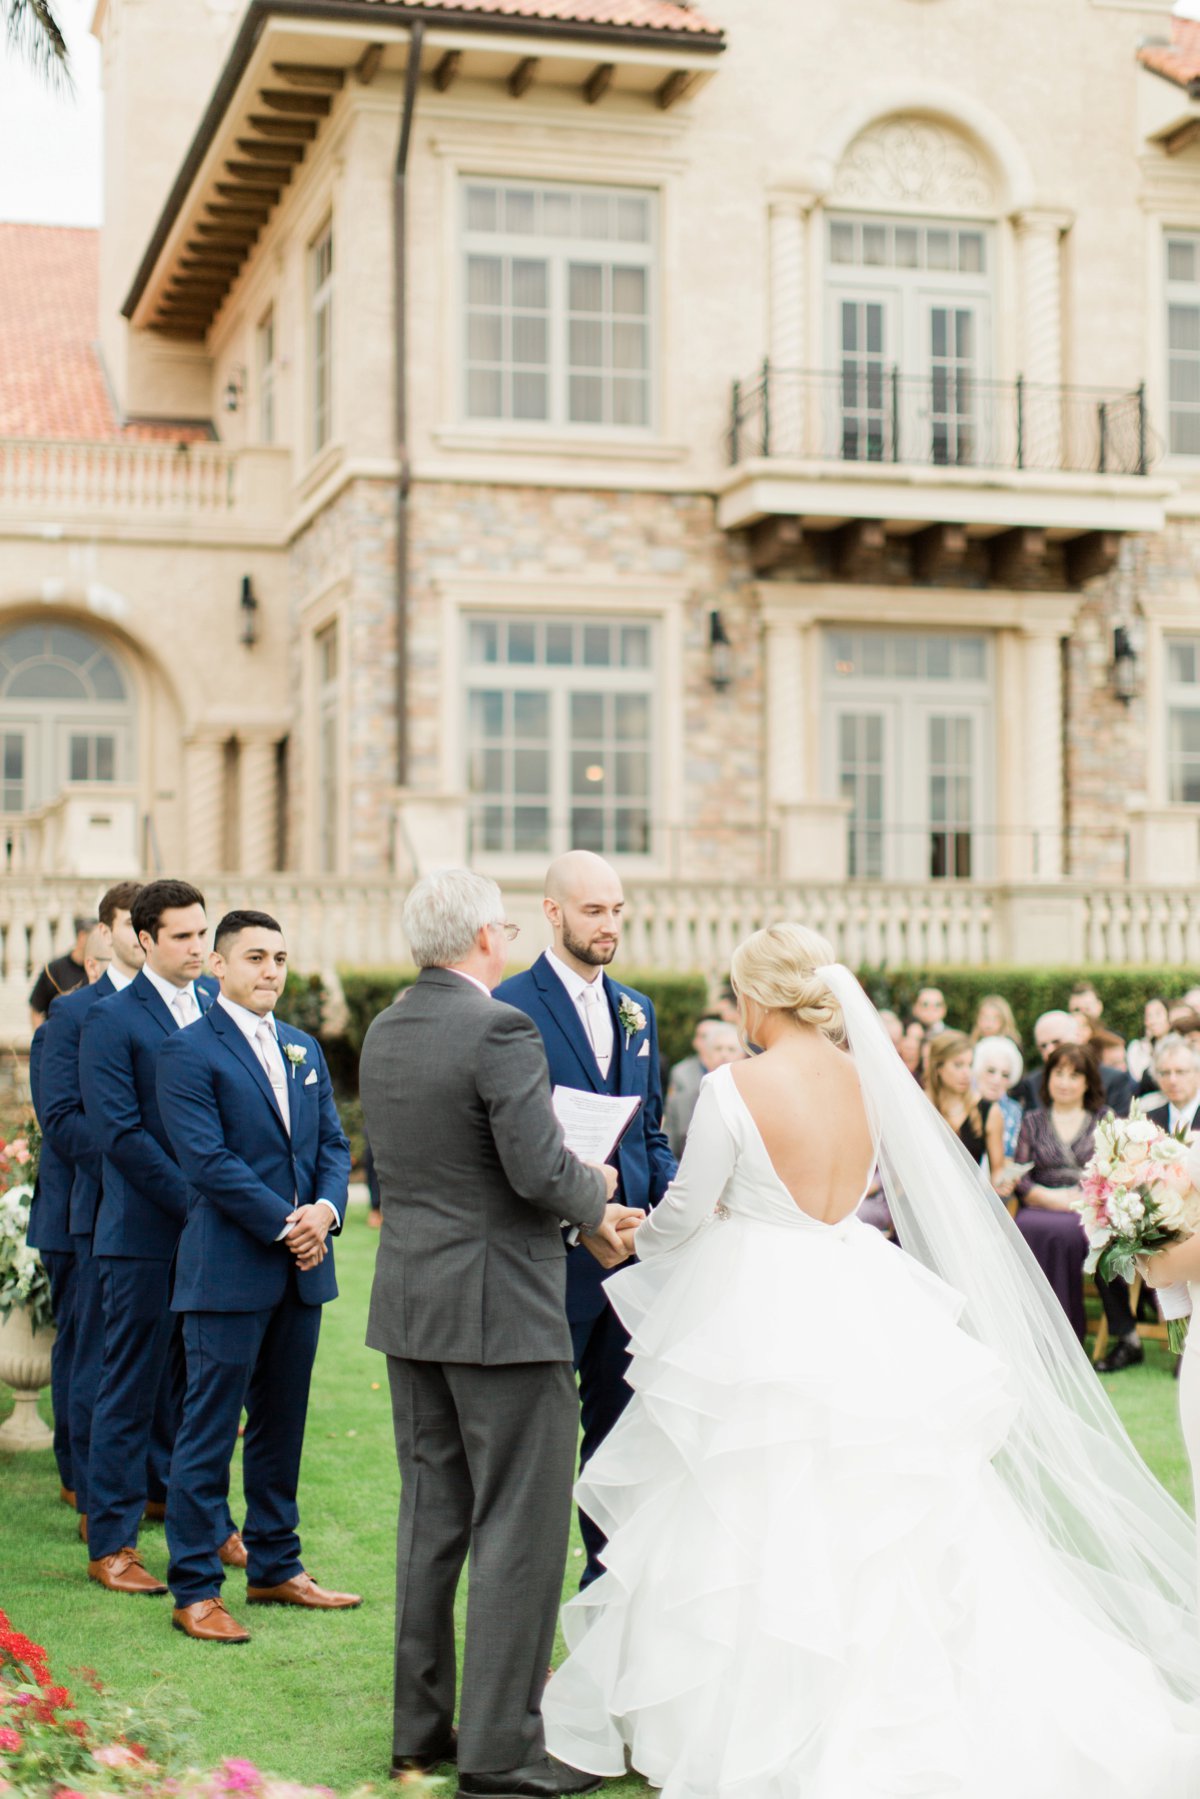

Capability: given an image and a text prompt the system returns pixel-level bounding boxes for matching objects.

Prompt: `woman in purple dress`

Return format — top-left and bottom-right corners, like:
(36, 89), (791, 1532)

(1013, 1042), (1140, 1366)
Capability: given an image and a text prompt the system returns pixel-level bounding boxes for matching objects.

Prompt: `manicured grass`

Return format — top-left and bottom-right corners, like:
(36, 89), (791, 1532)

(0, 1223), (1193, 1796)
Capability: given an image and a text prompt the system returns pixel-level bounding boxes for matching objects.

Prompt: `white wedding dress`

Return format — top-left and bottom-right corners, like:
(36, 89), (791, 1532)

(543, 1046), (1200, 1798)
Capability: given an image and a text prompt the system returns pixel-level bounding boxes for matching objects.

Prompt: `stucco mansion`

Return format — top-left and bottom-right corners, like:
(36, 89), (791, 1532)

(6, 0), (1200, 1038)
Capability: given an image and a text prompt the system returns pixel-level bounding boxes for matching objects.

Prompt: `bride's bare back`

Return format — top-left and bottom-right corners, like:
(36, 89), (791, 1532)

(730, 1030), (875, 1224)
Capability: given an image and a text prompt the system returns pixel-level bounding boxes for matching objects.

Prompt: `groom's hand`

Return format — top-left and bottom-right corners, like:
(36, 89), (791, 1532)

(581, 1203), (645, 1269)
(285, 1203), (331, 1270)
(587, 1161), (620, 1201)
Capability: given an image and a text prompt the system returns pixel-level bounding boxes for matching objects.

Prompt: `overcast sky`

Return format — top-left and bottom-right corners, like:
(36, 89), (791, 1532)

(0, 0), (103, 227)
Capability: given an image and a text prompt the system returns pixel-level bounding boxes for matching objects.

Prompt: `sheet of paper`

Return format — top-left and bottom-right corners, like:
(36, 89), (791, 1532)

(553, 1086), (642, 1165)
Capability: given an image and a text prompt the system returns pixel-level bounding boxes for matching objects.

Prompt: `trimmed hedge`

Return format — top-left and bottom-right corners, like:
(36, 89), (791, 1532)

(860, 965), (1200, 1048)
(337, 965), (710, 1072)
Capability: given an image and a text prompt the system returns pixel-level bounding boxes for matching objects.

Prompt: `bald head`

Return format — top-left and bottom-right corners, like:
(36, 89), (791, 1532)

(543, 851), (625, 978)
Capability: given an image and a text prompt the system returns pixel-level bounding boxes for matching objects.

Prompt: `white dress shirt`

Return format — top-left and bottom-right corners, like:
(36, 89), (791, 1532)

(446, 967), (493, 998)
(1168, 1096), (1200, 1133)
(142, 963), (200, 1024)
(107, 965), (133, 992)
(545, 949), (613, 1078)
(217, 994), (340, 1234)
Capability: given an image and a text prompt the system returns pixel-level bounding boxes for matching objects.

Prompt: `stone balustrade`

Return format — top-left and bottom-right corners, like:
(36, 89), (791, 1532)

(0, 440), (290, 536)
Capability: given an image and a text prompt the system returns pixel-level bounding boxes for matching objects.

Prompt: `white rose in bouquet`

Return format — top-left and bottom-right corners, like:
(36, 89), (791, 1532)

(1123, 1117), (1159, 1146)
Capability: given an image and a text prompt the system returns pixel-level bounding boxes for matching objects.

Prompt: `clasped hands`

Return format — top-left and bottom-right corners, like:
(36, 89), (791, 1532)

(581, 1163), (645, 1270)
(285, 1203), (331, 1272)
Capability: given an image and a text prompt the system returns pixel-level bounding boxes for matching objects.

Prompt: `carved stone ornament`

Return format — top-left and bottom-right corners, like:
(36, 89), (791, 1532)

(829, 117), (998, 214)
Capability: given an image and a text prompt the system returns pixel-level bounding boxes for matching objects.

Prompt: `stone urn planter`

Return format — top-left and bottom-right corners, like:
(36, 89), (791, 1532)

(0, 1303), (55, 1451)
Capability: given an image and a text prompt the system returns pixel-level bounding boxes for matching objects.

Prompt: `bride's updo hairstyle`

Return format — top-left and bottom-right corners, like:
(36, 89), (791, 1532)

(729, 922), (844, 1044)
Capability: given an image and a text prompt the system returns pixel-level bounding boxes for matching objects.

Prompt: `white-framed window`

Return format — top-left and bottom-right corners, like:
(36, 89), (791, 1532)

(826, 214), (993, 466)
(465, 613), (656, 859)
(310, 224), (334, 453)
(824, 628), (993, 880)
(257, 307), (276, 446)
(1165, 235), (1200, 456)
(461, 180), (655, 431)
(1166, 635), (1200, 800)
(0, 623), (134, 813)
(315, 621), (339, 871)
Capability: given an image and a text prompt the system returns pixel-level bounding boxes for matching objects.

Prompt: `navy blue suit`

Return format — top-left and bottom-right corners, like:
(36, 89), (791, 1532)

(39, 970), (119, 1518)
(494, 953), (676, 1584)
(78, 971), (217, 1560)
(27, 1023), (77, 1494)
(156, 1001), (349, 1605)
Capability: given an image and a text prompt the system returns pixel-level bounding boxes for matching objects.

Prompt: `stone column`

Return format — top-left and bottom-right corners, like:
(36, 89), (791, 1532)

(238, 736), (279, 876)
(763, 604), (849, 880)
(1014, 208), (1073, 465)
(1020, 625), (1066, 880)
(183, 735), (227, 875)
(767, 192), (816, 456)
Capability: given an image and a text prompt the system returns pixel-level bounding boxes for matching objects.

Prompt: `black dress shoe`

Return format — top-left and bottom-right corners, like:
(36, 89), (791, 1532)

(457, 1756), (602, 1797)
(1096, 1337), (1144, 1374)
(393, 1728), (457, 1775)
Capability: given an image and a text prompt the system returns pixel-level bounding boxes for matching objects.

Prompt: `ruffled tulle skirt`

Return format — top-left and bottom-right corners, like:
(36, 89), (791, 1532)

(543, 1212), (1200, 1798)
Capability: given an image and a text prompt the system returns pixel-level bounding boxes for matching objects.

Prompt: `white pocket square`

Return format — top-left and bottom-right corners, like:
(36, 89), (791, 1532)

(304, 1069), (318, 1086)
(637, 1040), (650, 1058)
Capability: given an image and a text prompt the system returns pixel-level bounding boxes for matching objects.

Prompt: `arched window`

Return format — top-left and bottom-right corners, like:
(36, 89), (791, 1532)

(0, 623), (135, 814)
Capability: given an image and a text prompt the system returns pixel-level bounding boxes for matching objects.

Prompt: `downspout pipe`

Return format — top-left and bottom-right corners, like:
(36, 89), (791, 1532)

(394, 21), (424, 790)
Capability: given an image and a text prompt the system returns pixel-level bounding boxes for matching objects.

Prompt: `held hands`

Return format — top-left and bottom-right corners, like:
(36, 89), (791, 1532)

(581, 1203), (646, 1270)
(285, 1203), (331, 1272)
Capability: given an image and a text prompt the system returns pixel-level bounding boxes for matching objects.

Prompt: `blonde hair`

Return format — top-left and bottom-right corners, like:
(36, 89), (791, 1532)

(925, 1030), (981, 1135)
(971, 992), (1022, 1048)
(729, 923), (843, 1042)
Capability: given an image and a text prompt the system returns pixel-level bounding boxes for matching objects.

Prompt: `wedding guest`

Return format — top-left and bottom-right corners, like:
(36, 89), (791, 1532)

(970, 993), (1021, 1048)
(79, 880), (232, 1596)
(1183, 986), (1200, 1012)
(1128, 996), (1170, 1086)
(878, 1008), (904, 1051)
(1017, 1009), (1133, 1118)
(911, 987), (948, 1036)
(1089, 1026), (1129, 1073)
(899, 1019), (926, 1080)
(711, 981), (739, 1026)
(39, 883), (144, 1541)
(496, 851), (677, 1589)
(663, 1017), (723, 1157)
(1145, 1034), (1200, 1135)
(971, 1034), (1025, 1160)
(924, 1031), (1008, 1188)
(1168, 998), (1196, 1027)
(157, 910), (357, 1643)
(1013, 1043), (1142, 1366)
(1068, 980), (1104, 1026)
(362, 867), (626, 1794)
(28, 916), (93, 1029)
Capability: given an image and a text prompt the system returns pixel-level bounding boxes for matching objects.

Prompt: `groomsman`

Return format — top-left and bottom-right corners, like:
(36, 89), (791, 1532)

(156, 910), (358, 1643)
(27, 926), (110, 1506)
(39, 882), (144, 1536)
(79, 879), (222, 1595)
(495, 849), (676, 1586)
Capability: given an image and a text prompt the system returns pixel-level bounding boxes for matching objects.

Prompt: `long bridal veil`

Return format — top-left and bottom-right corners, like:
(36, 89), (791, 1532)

(820, 962), (1200, 1707)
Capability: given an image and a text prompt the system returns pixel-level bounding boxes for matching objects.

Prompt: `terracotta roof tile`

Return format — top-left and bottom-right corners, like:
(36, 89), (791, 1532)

(354, 0), (721, 36)
(1138, 16), (1200, 90)
(0, 223), (211, 442)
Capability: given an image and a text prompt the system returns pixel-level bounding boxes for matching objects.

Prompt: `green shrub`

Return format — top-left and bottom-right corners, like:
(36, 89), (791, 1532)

(275, 968), (326, 1037)
(860, 965), (1200, 1047)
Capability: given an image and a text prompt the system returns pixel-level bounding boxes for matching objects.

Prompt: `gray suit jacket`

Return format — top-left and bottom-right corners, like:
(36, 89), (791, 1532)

(664, 1054), (704, 1159)
(362, 966), (607, 1365)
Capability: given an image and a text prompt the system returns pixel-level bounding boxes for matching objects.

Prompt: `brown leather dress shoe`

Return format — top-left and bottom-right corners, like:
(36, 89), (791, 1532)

(88, 1548), (168, 1596)
(143, 1500), (167, 1522)
(172, 1598), (251, 1644)
(60, 1485), (76, 1507)
(245, 1571), (361, 1610)
(218, 1531), (248, 1569)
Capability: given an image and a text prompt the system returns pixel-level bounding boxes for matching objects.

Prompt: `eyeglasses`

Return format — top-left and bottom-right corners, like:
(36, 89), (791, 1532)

(491, 921), (521, 942)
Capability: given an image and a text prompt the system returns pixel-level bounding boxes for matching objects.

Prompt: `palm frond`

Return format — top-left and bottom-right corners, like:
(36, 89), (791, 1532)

(4, 0), (73, 96)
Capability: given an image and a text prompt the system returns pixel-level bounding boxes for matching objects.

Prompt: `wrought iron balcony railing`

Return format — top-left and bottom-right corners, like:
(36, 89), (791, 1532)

(726, 364), (1158, 477)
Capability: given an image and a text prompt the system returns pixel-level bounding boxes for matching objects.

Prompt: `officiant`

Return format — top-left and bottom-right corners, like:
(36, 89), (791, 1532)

(496, 850), (677, 1587)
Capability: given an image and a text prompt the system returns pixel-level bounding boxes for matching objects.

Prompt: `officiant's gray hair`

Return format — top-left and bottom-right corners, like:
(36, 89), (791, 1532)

(404, 867), (505, 967)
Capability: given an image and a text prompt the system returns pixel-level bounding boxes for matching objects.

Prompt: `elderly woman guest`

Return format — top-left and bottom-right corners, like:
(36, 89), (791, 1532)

(972, 1034), (1024, 1159)
(925, 1031), (1009, 1188)
(1013, 1043), (1142, 1368)
(970, 994), (1021, 1050)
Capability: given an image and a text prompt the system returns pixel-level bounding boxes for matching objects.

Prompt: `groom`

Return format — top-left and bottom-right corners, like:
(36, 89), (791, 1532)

(496, 850), (676, 1586)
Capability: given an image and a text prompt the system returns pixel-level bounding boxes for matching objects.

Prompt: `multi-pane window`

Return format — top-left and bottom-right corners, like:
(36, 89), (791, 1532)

(315, 622), (339, 871)
(0, 625), (132, 814)
(1, 733), (24, 811)
(311, 225), (334, 453)
(465, 614), (655, 858)
(257, 308), (276, 446)
(1166, 636), (1200, 801)
(1166, 236), (1200, 456)
(68, 733), (115, 783)
(462, 181), (654, 430)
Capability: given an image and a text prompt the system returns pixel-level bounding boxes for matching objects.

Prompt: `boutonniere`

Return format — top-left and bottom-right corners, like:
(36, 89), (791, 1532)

(282, 1042), (308, 1079)
(617, 995), (647, 1049)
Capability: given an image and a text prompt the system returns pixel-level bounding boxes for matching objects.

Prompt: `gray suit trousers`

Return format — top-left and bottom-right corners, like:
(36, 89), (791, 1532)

(387, 1355), (578, 1774)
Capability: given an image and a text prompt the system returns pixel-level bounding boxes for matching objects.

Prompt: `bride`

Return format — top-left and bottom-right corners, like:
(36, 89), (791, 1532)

(542, 925), (1200, 1798)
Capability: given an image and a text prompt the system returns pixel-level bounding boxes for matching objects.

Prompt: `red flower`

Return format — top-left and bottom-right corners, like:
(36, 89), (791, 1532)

(0, 1726), (23, 1752)
(45, 1686), (71, 1709)
(66, 1720), (88, 1740)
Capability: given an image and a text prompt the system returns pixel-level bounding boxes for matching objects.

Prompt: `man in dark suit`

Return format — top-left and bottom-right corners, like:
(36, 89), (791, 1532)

(495, 850), (677, 1589)
(156, 909), (358, 1644)
(362, 867), (632, 1797)
(1145, 1033), (1200, 1135)
(78, 879), (224, 1595)
(1018, 1009), (1134, 1118)
(39, 882), (144, 1538)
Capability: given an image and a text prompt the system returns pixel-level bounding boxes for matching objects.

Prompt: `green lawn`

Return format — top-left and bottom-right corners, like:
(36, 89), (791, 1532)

(0, 1221), (1193, 1796)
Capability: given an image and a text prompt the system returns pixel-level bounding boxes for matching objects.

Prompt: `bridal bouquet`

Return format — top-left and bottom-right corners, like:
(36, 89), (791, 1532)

(1072, 1103), (1200, 1352)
